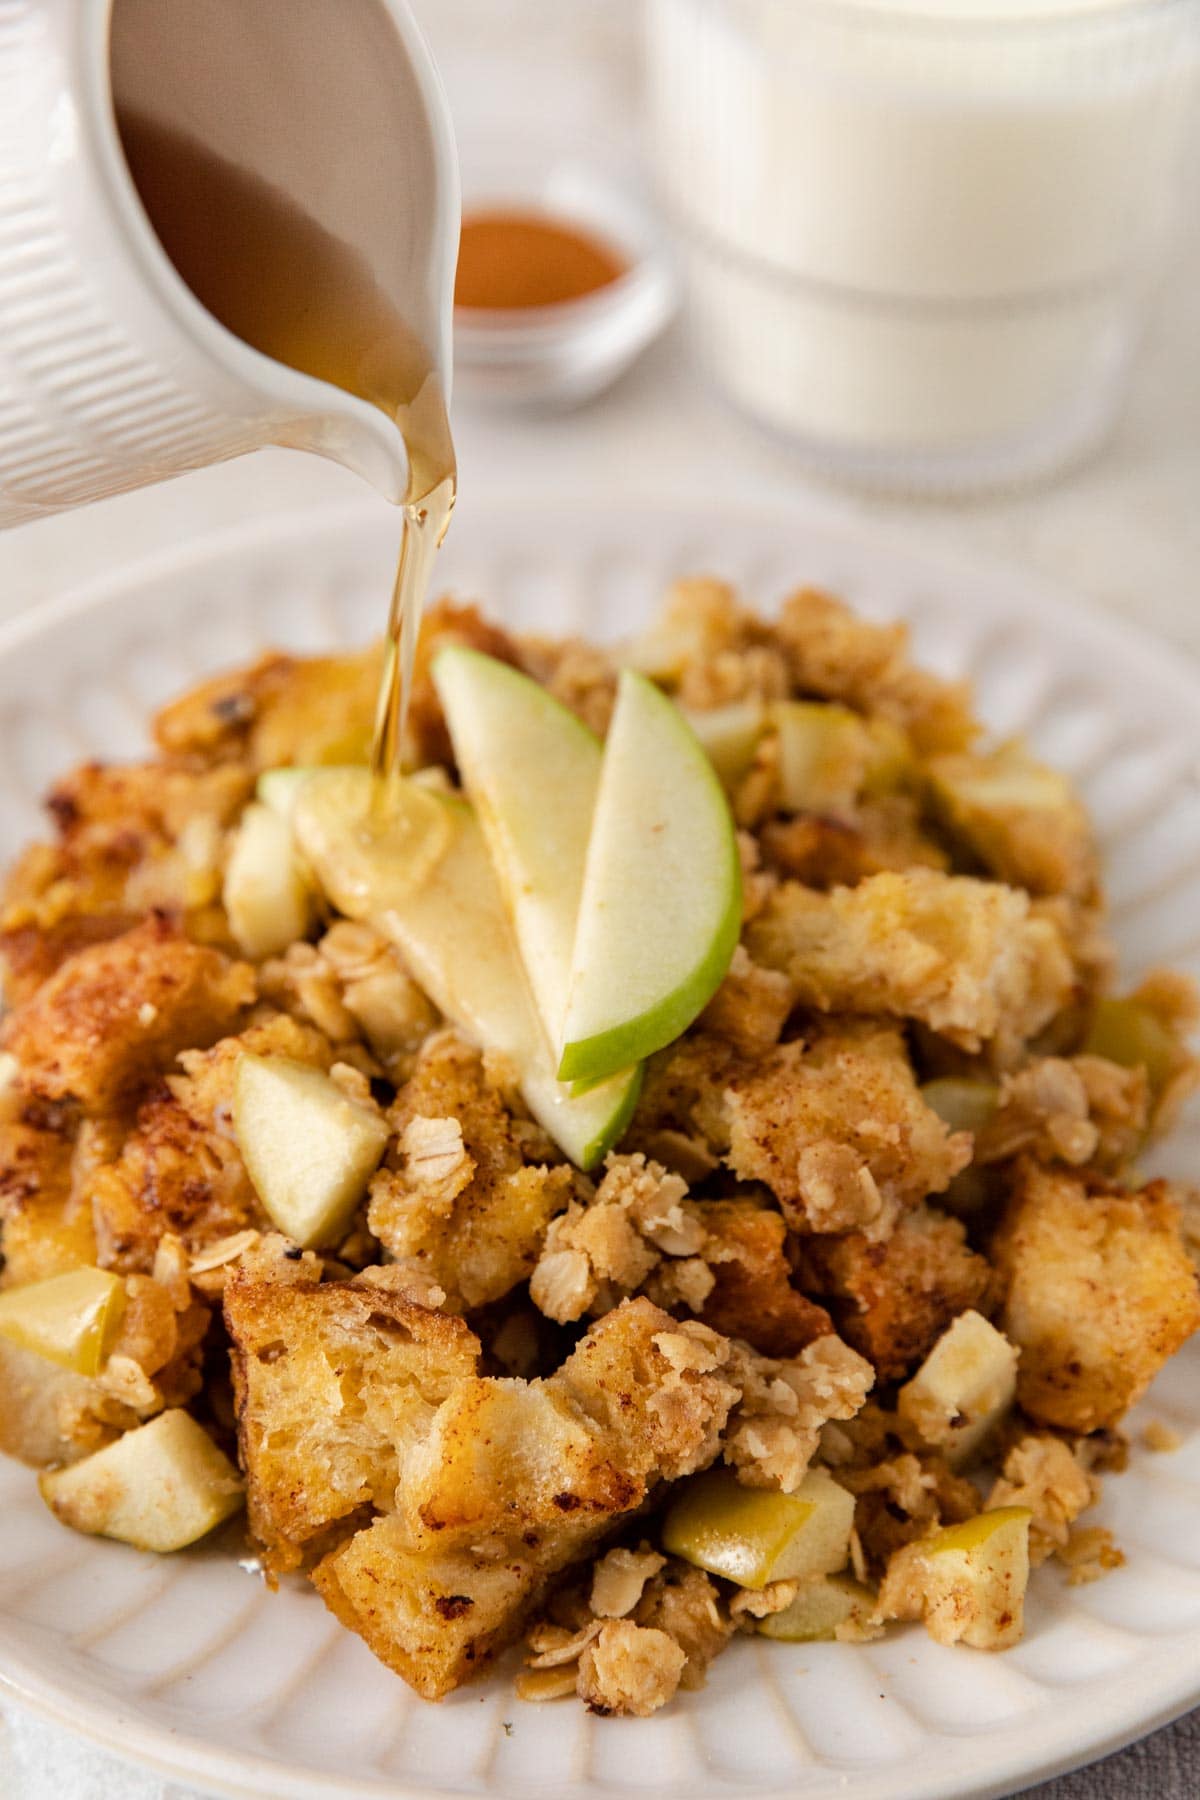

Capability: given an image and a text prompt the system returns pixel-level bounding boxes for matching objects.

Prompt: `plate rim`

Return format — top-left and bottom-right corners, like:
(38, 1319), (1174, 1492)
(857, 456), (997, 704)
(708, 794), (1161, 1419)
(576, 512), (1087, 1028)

(1, 489), (1199, 1800)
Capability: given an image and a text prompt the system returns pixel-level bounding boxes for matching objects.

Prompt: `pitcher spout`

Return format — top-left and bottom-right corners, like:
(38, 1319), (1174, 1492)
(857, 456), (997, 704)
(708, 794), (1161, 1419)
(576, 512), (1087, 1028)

(0, 0), (458, 527)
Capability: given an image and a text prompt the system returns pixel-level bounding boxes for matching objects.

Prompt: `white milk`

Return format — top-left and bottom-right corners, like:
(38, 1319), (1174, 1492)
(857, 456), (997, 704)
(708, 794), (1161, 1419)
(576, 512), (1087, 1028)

(647, 0), (1199, 490)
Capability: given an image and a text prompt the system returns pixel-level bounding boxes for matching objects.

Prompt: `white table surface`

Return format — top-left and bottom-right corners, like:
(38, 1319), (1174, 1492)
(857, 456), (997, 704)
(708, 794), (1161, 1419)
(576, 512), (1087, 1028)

(1, 3), (1198, 1796)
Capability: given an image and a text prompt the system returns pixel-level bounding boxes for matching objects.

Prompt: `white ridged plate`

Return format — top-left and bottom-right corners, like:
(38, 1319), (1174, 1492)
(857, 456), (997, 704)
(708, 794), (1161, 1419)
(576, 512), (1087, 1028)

(0, 496), (1198, 1800)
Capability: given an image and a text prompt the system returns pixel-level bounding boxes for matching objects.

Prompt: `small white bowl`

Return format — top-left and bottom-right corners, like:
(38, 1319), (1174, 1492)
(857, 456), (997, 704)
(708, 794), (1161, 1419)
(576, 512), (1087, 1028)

(453, 156), (677, 409)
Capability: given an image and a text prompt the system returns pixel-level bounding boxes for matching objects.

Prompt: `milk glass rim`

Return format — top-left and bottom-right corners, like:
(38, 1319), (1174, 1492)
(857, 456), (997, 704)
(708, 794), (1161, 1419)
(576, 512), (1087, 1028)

(705, 0), (1200, 44)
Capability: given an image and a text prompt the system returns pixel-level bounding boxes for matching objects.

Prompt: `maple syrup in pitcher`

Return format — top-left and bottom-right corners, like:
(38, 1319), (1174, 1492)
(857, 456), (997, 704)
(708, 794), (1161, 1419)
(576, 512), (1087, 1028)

(116, 113), (456, 804)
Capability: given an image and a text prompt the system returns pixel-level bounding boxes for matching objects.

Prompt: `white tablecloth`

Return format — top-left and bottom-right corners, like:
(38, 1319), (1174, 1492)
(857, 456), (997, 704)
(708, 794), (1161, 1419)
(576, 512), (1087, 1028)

(1, 3), (1198, 1795)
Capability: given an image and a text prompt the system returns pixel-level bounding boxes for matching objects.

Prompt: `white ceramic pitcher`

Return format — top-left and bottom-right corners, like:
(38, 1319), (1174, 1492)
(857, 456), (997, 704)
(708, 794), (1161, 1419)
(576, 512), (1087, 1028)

(0, 0), (459, 528)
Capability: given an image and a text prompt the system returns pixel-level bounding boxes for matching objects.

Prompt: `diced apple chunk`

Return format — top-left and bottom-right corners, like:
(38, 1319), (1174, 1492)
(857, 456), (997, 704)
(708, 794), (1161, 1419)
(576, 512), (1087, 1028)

(920, 1078), (999, 1137)
(233, 1054), (390, 1249)
(758, 1574), (875, 1642)
(0, 1051), (20, 1124)
(257, 765), (321, 822)
(40, 1409), (244, 1552)
(662, 1466), (854, 1590)
(875, 1507), (1032, 1650)
(223, 801), (313, 958)
(0, 1268), (126, 1377)
(682, 701), (769, 785)
(774, 702), (873, 815)
(897, 1309), (1018, 1466)
(1085, 997), (1182, 1101)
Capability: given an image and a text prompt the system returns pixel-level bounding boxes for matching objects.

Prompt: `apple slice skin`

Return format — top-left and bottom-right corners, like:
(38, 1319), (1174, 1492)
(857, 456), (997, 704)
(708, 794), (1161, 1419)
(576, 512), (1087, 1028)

(431, 646), (602, 1050)
(558, 672), (743, 1086)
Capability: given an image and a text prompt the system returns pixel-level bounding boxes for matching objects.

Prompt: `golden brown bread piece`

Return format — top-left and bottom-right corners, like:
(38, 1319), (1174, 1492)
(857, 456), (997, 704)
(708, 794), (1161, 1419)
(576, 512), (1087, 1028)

(154, 648), (382, 770)
(724, 1024), (971, 1232)
(628, 578), (790, 710)
(402, 1301), (735, 1548)
(369, 1032), (576, 1311)
(515, 632), (619, 738)
(312, 1299), (739, 1698)
(688, 1198), (832, 1356)
(759, 797), (948, 889)
(773, 587), (976, 755)
(225, 1271), (480, 1575)
(0, 1092), (95, 1286)
(747, 869), (1075, 1061)
(1, 913), (143, 1011)
(992, 1161), (1200, 1432)
(313, 1521), (542, 1699)
(1, 918), (255, 1113)
(797, 1206), (993, 1382)
(696, 945), (792, 1056)
(0, 761), (251, 1004)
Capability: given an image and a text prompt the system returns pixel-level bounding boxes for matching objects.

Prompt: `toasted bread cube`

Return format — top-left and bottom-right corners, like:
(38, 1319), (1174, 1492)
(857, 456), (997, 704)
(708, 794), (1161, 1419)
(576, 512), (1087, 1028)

(309, 1301), (738, 1697)
(993, 1163), (1200, 1432)
(875, 1508), (1031, 1651)
(401, 1300), (736, 1549)
(797, 1206), (992, 1382)
(745, 869), (1073, 1057)
(313, 1516), (539, 1701)
(39, 1409), (242, 1552)
(897, 1310), (1018, 1466)
(724, 1025), (970, 1232)
(692, 1199), (832, 1357)
(0, 919), (255, 1111)
(226, 1274), (479, 1570)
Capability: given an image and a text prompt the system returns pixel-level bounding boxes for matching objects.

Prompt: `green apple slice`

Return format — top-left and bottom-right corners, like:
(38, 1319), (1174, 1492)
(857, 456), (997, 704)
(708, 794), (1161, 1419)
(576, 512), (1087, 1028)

(432, 648), (602, 1047)
(224, 801), (314, 959)
(757, 1574), (876, 1642)
(234, 1054), (391, 1248)
(0, 1268), (126, 1377)
(682, 700), (769, 786)
(40, 1409), (243, 1552)
(294, 778), (639, 1170)
(257, 765), (321, 823)
(662, 1466), (855, 1589)
(558, 671), (742, 1086)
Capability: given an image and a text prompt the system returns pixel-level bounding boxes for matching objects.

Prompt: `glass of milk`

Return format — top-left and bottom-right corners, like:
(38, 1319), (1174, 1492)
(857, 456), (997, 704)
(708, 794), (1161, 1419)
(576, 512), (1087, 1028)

(646, 0), (1200, 494)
